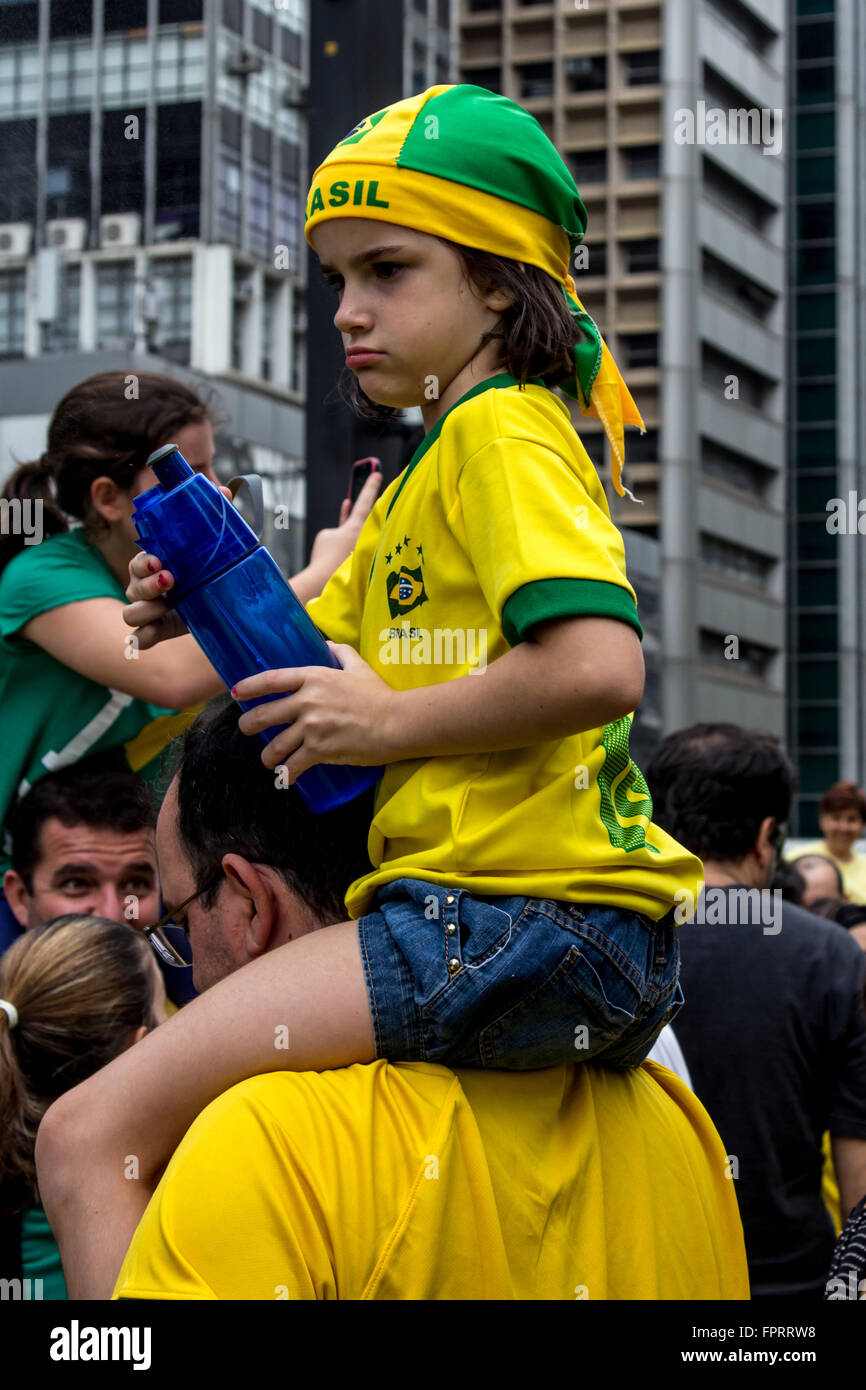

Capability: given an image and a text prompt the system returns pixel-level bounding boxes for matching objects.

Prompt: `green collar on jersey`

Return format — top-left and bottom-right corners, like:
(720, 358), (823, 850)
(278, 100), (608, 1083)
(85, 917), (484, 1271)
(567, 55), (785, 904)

(384, 373), (546, 522)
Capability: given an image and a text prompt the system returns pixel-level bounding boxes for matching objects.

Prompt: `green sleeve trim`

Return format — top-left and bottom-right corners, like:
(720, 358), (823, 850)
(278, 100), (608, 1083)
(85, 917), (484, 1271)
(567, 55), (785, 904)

(502, 578), (643, 646)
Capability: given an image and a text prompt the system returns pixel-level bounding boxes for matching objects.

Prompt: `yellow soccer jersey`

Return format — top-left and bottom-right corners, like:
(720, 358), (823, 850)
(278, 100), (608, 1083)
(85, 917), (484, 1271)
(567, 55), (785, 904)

(307, 373), (703, 921)
(113, 1060), (748, 1301)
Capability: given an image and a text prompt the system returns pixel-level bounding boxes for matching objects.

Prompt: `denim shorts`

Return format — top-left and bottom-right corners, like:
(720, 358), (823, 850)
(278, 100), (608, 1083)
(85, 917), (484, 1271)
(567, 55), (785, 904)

(357, 877), (684, 1071)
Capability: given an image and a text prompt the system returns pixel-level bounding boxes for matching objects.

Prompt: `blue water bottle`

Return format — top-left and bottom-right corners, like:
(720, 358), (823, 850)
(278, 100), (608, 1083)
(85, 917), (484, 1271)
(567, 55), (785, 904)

(132, 444), (383, 813)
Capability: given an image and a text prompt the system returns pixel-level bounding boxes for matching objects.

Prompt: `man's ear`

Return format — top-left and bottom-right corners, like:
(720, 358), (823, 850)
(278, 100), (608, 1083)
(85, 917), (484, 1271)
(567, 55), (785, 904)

(3, 869), (31, 928)
(89, 475), (131, 525)
(221, 854), (279, 960)
(756, 816), (777, 865)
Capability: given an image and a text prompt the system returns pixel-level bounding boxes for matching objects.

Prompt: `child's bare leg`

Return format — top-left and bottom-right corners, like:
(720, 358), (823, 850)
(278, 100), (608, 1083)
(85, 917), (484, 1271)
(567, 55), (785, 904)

(36, 920), (372, 1299)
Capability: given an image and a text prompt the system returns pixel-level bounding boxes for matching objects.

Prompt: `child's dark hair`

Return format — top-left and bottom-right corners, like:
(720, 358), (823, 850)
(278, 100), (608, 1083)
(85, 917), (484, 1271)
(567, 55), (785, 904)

(336, 240), (580, 423)
(0, 369), (228, 576)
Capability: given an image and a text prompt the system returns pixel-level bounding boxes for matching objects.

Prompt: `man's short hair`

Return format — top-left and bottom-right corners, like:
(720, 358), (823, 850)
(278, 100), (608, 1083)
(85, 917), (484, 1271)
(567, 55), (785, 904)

(644, 722), (795, 863)
(173, 700), (376, 925)
(6, 755), (157, 890)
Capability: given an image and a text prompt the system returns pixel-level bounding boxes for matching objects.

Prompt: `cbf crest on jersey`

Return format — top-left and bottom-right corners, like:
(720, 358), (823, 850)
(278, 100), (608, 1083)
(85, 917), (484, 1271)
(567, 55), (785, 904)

(385, 537), (428, 619)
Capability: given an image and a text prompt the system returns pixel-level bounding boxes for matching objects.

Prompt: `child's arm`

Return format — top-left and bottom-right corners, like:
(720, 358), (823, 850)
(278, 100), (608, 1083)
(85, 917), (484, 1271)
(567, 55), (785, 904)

(234, 613), (644, 778)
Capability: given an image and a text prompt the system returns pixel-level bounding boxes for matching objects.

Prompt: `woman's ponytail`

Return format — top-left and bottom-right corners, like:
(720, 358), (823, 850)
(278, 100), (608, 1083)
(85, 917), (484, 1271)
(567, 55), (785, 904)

(0, 456), (69, 578)
(0, 917), (159, 1216)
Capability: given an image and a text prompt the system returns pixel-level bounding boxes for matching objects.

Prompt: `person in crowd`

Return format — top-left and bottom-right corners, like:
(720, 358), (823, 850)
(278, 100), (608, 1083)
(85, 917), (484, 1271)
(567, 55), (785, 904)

(771, 855), (806, 905)
(796, 782), (866, 905)
(645, 722), (866, 1300)
(38, 704), (748, 1301)
(3, 759), (158, 935)
(0, 369), (382, 945)
(825, 1193), (866, 1300)
(0, 916), (165, 1298)
(1, 759), (194, 1007)
(790, 852), (846, 908)
(806, 898), (866, 953)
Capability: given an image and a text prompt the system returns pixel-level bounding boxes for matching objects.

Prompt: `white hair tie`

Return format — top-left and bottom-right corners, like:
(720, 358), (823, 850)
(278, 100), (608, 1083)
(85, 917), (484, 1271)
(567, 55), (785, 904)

(0, 999), (19, 1030)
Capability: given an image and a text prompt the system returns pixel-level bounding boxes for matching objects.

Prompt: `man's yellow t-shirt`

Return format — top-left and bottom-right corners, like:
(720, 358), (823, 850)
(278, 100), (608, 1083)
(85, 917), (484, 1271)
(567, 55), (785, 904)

(113, 1059), (749, 1301)
(307, 374), (703, 921)
(795, 840), (866, 905)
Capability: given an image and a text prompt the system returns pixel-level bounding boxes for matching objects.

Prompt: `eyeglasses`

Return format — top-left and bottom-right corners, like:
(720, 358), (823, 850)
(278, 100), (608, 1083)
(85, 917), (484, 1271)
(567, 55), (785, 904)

(142, 872), (223, 968)
(769, 822), (788, 854)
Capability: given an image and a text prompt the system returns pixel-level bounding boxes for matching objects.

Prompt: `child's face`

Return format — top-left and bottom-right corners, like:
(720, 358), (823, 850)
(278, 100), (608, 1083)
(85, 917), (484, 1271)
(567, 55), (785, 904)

(311, 219), (511, 427)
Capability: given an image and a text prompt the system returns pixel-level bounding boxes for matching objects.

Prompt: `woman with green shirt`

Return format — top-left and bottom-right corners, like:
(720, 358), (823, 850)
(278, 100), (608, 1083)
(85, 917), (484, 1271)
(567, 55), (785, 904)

(0, 369), (381, 947)
(0, 915), (166, 1297)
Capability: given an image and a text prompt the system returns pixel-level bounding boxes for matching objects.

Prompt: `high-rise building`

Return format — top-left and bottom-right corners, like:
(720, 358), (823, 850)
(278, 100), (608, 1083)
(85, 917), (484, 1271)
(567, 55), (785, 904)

(0, 0), (310, 572)
(459, 0), (789, 752)
(787, 0), (866, 834)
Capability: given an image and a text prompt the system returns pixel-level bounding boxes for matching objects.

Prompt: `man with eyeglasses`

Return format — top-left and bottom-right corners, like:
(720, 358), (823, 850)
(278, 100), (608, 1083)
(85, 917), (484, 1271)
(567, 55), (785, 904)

(36, 701), (750, 1302)
(644, 722), (866, 1301)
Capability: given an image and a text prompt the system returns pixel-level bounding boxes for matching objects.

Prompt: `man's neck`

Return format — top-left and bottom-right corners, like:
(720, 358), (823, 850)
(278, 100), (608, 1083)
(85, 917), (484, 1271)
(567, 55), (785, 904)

(700, 857), (769, 890)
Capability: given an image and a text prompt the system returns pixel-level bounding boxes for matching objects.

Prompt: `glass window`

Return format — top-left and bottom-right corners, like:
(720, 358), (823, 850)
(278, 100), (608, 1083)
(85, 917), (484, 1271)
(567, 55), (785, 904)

(797, 383), (836, 421)
(796, 564), (836, 607)
(517, 62), (554, 100)
(796, 19), (834, 61)
(569, 149), (607, 183)
(796, 154), (834, 197)
(159, 0), (202, 19)
(464, 67), (501, 94)
(796, 704), (839, 748)
(104, 0), (148, 29)
(0, 117), (37, 221)
(621, 333), (658, 369)
(96, 261), (136, 349)
(624, 51), (660, 86)
(149, 257), (192, 363)
(796, 62), (834, 105)
(796, 109), (835, 150)
(1, 1), (38, 41)
(218, 153), (242, 244)
(797, 243), (836, 285)
(795, 427), (836, 464)
(797, 611), (835, 654)
(623, 238), (659, 274)
(276, 179), (299, 265)
(623, 145), (660, 180)
(796, 472), (837, 515)
(223, 0), (243, 34)
(564, 55), (606, 94)
(796, 654), (837, 704)
(796, 516), (835, 561)
(47, 111), (90, 219)
(699, 533), (774, 588)
(54, 262), (81, 351)
(797, 203), (835, 241)
(796, 334), (835, 379)
(102, 106), (146, 216)
(249, 161), (271, 259)
(0, 270), (27, 357)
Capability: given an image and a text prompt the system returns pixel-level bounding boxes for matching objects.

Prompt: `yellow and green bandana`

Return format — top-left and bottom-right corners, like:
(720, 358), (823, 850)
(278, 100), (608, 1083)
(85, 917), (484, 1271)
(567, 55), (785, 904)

(305, 83), (645, 499)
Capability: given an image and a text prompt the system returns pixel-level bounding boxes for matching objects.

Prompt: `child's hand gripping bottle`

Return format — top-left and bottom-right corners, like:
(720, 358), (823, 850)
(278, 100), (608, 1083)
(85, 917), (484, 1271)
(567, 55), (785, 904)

(133, 444), (383, 813)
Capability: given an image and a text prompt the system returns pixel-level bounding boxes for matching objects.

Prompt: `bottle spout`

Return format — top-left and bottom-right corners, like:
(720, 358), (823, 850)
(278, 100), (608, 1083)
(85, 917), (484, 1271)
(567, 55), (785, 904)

(147, 444), (194, 490)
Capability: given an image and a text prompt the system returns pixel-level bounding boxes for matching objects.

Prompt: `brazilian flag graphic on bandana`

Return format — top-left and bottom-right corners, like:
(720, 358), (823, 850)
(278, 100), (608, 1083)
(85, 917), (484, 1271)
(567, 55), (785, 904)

(387, 564), (428, 619)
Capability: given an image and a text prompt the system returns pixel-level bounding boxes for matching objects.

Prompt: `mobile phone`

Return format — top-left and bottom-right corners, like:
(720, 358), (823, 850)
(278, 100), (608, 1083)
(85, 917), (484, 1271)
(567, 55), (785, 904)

(347, 456), (381, 507)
